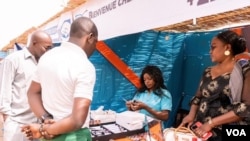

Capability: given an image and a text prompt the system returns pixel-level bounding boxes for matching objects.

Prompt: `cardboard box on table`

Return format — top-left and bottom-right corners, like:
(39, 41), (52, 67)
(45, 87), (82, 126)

(116, 111), (146, 131)
(90, 107), (116, 124)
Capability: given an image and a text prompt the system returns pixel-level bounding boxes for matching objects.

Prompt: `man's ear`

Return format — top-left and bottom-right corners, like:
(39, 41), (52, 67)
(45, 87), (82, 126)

(32, 41), (37, 46)
(88, 33), (94, 39)
(87, 33), (96, 43)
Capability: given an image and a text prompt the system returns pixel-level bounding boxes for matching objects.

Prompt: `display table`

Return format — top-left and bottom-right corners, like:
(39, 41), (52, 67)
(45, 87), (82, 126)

(90, 120), (164, 141)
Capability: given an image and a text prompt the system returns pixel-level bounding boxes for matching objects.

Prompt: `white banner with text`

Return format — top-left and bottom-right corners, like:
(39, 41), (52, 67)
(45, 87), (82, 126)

(47, 0), (250, 41)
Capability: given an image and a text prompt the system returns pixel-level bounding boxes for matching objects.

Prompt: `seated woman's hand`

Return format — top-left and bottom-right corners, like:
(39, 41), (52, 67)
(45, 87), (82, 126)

(131, 101), (147, 110)
(126, 100), (133, 109)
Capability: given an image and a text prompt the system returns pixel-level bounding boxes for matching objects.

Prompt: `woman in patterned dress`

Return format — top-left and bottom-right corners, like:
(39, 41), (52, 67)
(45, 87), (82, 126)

(179, 30), (250, 141)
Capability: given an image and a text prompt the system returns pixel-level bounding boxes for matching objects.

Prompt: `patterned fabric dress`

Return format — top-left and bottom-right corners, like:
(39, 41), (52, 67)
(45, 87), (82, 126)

(194, 65), (250, 141)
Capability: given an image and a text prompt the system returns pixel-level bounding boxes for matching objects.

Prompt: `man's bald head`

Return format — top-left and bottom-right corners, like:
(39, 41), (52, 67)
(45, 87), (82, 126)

(68, 17), (98, 57)
(29, 30), (52, 46)
(28, 30), (53, 61)
(70, 17), (98, 39)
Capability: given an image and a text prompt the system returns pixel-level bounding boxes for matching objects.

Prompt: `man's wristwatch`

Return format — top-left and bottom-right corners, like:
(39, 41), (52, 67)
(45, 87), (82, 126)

(38, 113), (53, 124)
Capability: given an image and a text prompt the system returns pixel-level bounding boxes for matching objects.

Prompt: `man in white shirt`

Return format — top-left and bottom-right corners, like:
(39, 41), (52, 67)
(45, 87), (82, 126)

(21, 17), (98, 141)
(0, 30), (53, 141)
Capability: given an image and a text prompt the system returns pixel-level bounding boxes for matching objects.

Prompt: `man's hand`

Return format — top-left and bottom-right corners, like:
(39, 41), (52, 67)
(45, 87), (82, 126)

(43, 120), (57, 139)
(21, 124), (41, 140)
(21, 120), (56, 140)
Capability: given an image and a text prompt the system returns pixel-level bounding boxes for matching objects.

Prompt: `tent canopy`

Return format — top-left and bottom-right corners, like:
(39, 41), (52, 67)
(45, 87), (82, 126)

(2, 0), (250, 51)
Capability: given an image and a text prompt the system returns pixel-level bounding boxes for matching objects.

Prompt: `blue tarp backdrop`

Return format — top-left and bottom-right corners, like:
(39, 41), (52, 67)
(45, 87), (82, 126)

(3, 28), (243, 128)
(89, 29), (223, 128)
